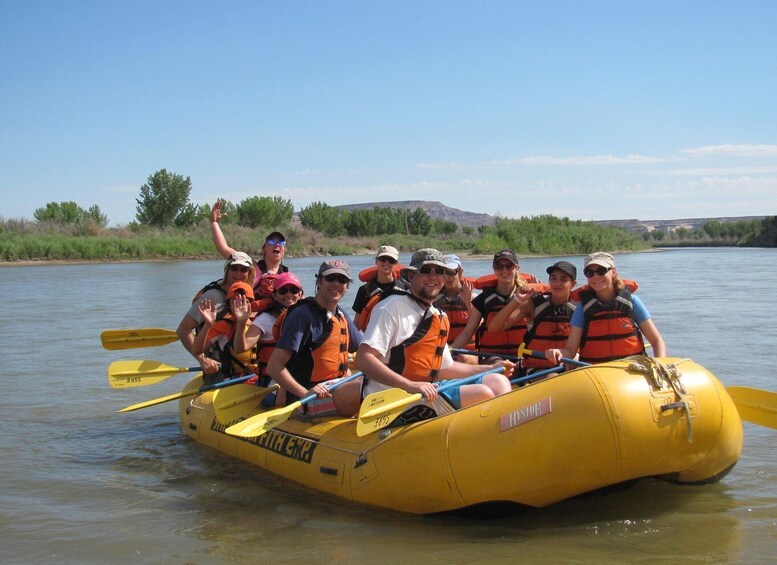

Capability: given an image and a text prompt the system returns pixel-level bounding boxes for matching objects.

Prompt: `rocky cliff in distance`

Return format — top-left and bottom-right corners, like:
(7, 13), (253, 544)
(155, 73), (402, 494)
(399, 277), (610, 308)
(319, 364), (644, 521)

(335, 201), (764, 233)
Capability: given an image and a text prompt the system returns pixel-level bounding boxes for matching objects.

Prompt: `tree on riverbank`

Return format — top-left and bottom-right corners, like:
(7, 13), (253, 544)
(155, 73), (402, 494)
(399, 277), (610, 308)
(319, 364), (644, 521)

(135, 169), (195, 228)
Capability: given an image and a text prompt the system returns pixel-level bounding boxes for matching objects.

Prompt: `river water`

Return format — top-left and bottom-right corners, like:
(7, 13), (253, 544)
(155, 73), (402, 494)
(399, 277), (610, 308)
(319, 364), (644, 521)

(2, 248), (776, 564)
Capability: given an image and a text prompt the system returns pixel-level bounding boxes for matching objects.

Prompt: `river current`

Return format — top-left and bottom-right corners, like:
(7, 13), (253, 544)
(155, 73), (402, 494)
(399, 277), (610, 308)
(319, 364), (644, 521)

(1, 247), (776, 564)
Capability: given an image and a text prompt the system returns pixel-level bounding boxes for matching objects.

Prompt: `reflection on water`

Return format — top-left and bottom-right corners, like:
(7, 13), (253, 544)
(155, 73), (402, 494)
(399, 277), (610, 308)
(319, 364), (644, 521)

(1, 248), (776, 563)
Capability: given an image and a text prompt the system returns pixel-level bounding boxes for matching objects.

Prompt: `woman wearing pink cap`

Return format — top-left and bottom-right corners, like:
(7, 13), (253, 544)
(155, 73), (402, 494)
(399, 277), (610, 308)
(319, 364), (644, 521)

(232, 272), (304, 394)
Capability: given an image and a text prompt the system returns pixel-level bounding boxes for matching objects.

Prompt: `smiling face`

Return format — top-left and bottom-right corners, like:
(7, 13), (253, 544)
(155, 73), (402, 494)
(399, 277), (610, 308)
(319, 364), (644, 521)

(317, 274), (349, 308)
(547, 269), (575, 300)
(225, 263), (250, 286)
(493, 260), (517, 285)
(273, 284), (302, 308)
(584, 265), (615, 297)
(375, 255), (396, 277)
(408, 267), (446, 303)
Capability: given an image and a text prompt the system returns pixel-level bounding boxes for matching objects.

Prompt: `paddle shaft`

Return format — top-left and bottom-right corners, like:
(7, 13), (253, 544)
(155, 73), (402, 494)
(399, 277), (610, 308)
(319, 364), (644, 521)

(360, 366), (506, 420)
(451, 347), (585, 367)
(118, 373), (256, 412)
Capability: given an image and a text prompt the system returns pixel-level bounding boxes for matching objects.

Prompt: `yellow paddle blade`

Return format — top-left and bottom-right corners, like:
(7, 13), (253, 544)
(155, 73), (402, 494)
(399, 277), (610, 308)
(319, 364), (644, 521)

(101, 328), (179, 350)
(117, 377), (204, 412)
(225, 401), (302, 438)
(356, 388), (423, 437)
(212, 384), (281, 425)
(108, 360), (200, 388)
(726, 386), (777, 430)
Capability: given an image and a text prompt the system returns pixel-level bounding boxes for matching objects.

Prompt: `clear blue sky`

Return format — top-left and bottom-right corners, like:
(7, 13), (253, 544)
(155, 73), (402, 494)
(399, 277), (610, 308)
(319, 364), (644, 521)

(2, 1), (776, 226)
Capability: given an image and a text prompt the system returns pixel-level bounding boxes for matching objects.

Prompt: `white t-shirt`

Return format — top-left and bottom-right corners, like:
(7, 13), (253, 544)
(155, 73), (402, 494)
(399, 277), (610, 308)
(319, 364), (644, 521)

(361, 293), (454, 398)
(251, 311), (278, 342)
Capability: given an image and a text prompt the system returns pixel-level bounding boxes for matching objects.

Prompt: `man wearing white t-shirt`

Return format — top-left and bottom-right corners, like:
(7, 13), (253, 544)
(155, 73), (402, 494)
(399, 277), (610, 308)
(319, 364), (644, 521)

(355, 248), (514, 412)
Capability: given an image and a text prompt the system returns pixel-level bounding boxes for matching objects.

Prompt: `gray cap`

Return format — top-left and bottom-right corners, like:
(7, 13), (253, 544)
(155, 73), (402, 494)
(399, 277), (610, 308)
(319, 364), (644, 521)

(376, 245), (399, 261)
(584, 252), (616, 270)
(317, 259), (353, 281)
(443, 254), (462, 271)
(404, 248), (448, 271)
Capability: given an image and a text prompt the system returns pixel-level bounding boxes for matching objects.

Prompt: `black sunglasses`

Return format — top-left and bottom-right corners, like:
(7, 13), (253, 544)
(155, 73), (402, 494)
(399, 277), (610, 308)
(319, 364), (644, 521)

(276, 286), (301, 295)
(418, 266), (448, 276)
(323, 274), (350, 284)
(377, 256), (397, 264)
(229, 265), (250, 272)
(584, 266), (610, 278)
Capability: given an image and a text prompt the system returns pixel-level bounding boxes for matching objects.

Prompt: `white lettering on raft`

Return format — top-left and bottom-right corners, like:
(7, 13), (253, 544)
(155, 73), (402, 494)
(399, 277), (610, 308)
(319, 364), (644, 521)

(499, 397), (552, 432)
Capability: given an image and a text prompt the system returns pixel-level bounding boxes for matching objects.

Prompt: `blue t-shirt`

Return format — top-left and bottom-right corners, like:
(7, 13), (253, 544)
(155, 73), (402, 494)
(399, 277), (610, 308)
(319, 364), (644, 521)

(570, 294), (650, 329)
(277, 301), (363, 354)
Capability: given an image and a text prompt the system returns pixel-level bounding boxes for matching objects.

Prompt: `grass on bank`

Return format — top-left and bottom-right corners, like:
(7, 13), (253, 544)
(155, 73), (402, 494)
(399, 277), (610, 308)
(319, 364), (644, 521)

(0, 216), (650, 262)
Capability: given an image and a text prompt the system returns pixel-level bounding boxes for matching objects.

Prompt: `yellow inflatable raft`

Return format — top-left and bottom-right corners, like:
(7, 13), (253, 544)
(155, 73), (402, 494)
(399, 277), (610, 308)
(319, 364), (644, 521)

(178, 356), (742, 514)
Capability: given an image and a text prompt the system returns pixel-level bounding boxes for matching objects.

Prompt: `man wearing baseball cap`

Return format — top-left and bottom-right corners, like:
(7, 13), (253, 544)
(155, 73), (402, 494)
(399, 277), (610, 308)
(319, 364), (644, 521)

(352, 245), (409, 321)
(266, 259), (364, 417)
(355, 248), (514, 415)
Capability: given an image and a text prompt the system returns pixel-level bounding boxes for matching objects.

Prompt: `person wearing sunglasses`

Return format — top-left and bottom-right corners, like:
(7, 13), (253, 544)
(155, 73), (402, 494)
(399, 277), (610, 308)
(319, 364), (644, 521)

(451, 249), (534, 358)
(352, 245), (409, 325)
(266, 260), (364, 417)
(231, 272), (304, 396)
(353, 245), (411, 331)
(209, 199), (289, 298)
(176, 251), (254, 377)
(355, 248), (514, 417)
(545, 252), (666, 366)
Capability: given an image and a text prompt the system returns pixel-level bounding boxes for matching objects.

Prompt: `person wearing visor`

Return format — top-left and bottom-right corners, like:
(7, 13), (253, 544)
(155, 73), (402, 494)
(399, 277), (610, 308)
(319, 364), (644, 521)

(352, 245), (409, 316)
(176, 252), (254, 374)
(545, 252), (666, 366)
(209, 199), (289, 297)
(267, 260), (363, 417)
(232, 272), (304, 395)
(355, 248), (513, 415)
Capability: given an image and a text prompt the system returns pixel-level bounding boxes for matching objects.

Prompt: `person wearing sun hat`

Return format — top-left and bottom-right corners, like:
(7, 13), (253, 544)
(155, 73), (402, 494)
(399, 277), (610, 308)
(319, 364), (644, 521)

(266, 259), (364, 417)
(355, 248), (515, 415)
(545, 251), (666, 366)
(209, 200), (289, 298)
(488, 260), (577, 374)
(176, 251), (254, 377)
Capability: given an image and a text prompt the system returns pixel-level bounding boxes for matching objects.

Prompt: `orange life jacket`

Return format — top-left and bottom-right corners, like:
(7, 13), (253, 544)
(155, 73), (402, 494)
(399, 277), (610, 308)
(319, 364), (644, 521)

(358, 264), (405, 282)
(274, 297), (351, 387)
(387, 298), (450, 382)
(433, 292), (474, 347)
(251, 300), (286, 383)
(203, 313), (259, 378)
(577, 286), (645, 363)
(521, 294), (577, 369)
(473, 272), (545, 290)
(354, 279), (409, 330)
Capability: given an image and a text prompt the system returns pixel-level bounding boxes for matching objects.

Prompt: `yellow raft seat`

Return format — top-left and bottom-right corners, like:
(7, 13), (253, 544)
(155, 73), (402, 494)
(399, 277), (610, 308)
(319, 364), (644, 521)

(178, 356), (742, 514)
